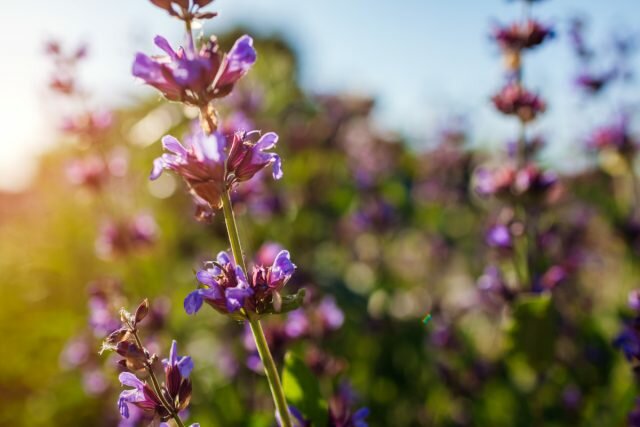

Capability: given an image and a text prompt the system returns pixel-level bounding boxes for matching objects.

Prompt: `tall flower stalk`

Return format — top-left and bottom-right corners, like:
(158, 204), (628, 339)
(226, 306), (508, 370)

(487, 0), (554, 290)
(136, 1), (300, 424)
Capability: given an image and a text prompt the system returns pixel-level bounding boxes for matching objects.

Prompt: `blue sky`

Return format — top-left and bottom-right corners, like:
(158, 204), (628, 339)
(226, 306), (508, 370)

(2, 0), (639, 190)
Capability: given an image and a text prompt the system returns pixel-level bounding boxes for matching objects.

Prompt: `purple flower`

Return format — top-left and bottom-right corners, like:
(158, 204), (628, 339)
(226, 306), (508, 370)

(95, 213), (157, 259)
(474, 165), (517, 198)
(317, 296), (345, 331)
(475, 163), (557, 201)
(66, 156), (107, 190)
(575, 70), (615, 95)
(266, 250), (296, 290)
(61, 110), (113, 138)
(630, 290), (640, 311)
(285, 309), (310, 339)
(477, 265), (513, 304)
(161, 341), (194, 412)
(186, 249), (295, 316)
(162, 340), (194, 379)
(186, 251), (253, 314)
(614, 321), (640, 361)
(587, 116), (637, 156)
(151, 128), (226, 208)
(492, 83), (546, 122)
(329, 383), (370, 427)
(227, 130), (283, 183)
(485, 225), (513, 250)
(117, 372), (164, 420)
(491, 19), (554, 52)
(132, 34), (256, 105)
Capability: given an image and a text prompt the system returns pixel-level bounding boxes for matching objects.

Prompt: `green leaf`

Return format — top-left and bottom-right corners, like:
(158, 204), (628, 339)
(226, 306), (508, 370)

(282, 351), (328, 426)
(258, 288), (307, 316)
(506, 293), (559, 371)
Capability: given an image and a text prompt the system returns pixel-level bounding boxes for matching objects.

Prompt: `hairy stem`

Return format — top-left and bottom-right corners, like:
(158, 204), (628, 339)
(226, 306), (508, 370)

(131, 330), (186, 427)
(220, 189), (292, 427)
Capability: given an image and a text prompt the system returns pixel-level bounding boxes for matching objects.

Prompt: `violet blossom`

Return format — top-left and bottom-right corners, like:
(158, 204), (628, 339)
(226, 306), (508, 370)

(492, 83), (546, 122)
(150, 126), (282, 213)
(132, 34), (256, 105)
(184, 249), (296, 315)
(492, 19), (554, 52)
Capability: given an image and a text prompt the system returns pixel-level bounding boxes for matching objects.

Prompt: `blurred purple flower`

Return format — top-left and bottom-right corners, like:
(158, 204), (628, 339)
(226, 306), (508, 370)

(96, 213), (157, 259)
(587, 116), (637, 156)
(317, 296), (345, 331)
(485, 225), (513, 250)
(630, 290), (640, 311)
(492, 83), (546, 122)
(492, 19), (554, 52)
(575, 70), (615, 95)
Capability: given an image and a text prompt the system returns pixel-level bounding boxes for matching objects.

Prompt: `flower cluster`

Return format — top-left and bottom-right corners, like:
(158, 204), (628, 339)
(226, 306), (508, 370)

(133, 34), (256, 106)
(491, 83), (546, 122)
(95, 213), (158, 259)
(150, 126), (281, 214)
(184, 249), (296, 316)
(102, 300), (198, 426)
(492, 19), (554, 52)
(475, 163), (557, 200)
(587, 117), (637, 157)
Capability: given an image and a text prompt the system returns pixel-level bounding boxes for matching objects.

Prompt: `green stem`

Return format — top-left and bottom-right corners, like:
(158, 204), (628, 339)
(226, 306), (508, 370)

(248, 316), (292, 427)
(220, 189), (292, 427)
(131, 330), (186, 427)
(220, 190), (247, 272)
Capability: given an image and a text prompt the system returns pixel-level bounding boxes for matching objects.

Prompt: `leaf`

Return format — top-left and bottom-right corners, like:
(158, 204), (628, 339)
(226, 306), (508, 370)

(506, 293), (559, 371)
(282, 351), (328, 426)
(259, 288), (307, 316)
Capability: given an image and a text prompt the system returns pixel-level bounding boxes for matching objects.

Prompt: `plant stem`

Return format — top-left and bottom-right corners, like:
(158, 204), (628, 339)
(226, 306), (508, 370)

(131, 330), (186, 427)
(220, 190), (247, 272)
(220, 189), (292, 427)
(248, 316), (292, 427)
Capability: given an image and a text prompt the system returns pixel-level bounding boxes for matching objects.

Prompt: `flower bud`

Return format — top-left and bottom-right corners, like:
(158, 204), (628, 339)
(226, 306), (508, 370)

(134, 299), (150, 325)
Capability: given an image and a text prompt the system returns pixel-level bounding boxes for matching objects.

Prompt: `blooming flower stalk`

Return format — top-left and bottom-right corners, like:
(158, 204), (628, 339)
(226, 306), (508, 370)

(138, 1), (299, 424)
(102, 300), (197, 427)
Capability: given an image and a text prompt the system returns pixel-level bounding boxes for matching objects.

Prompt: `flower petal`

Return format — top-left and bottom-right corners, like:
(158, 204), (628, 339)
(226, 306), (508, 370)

(154, 35), (179, 60)
(162, 135), (188, 156)
(119, 372), (144, 389)
(150, 157), (165, 180)
(255, 132), (278, 150)
(184, 290), (204, 315)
